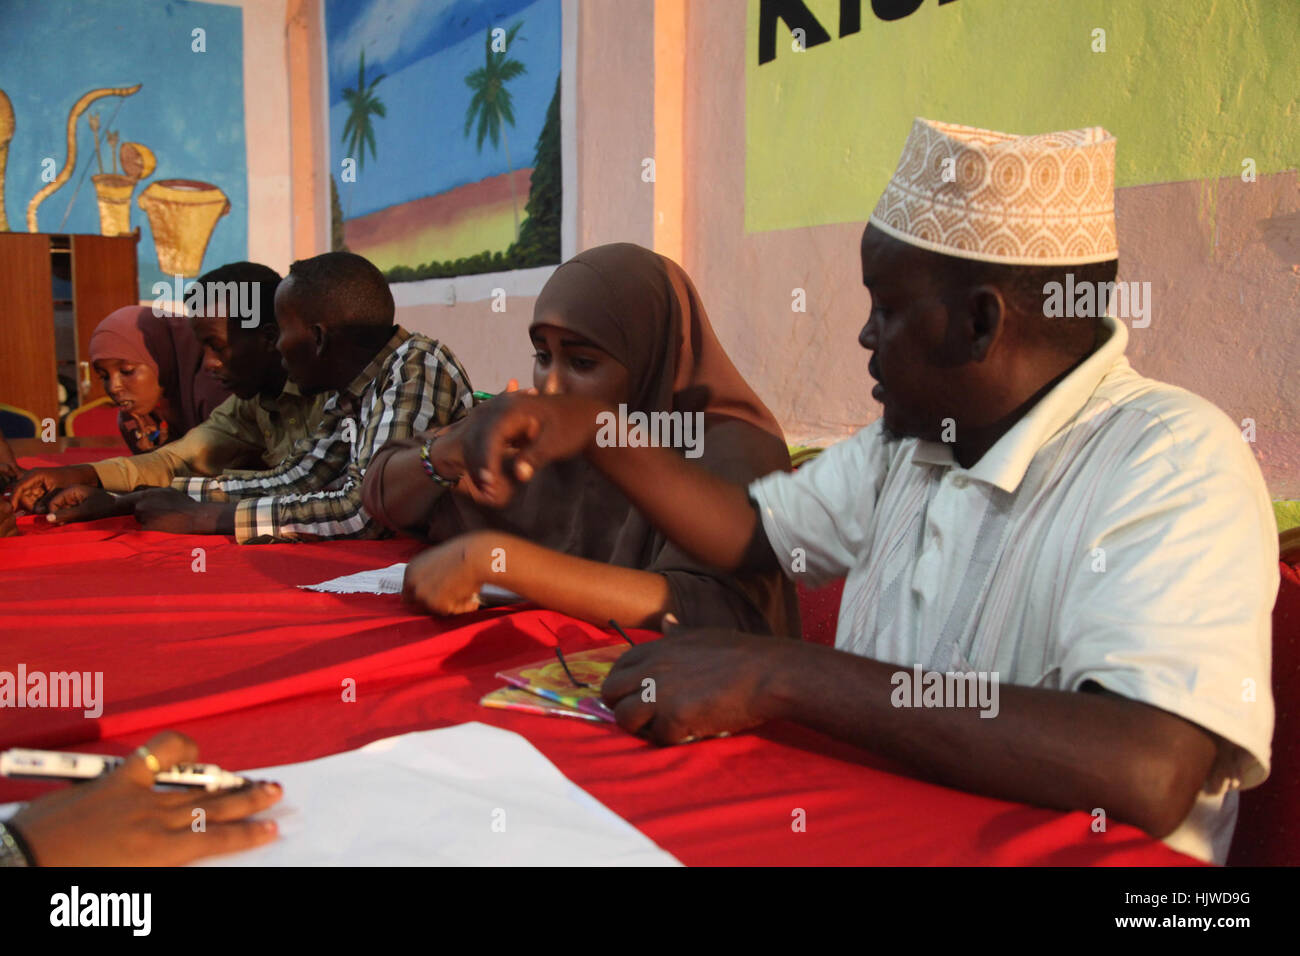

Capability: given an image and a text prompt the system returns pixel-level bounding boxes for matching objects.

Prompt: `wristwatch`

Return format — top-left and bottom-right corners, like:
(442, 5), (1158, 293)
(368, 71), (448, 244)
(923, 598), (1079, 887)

(0, 820), (34, 866)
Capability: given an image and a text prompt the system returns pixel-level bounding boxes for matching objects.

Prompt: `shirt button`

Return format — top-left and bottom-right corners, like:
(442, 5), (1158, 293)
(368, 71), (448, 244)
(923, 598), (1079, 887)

(953, 475), (969, 488)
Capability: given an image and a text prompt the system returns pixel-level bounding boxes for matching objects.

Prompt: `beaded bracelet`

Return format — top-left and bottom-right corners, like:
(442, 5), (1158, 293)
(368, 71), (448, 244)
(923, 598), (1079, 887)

(419, 437), (459, 489)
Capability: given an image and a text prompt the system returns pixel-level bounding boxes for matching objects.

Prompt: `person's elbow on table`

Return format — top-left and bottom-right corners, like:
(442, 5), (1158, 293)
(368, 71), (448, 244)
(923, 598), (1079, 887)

(1084, 691), (1219, 840)
(2, 731), (282, 866)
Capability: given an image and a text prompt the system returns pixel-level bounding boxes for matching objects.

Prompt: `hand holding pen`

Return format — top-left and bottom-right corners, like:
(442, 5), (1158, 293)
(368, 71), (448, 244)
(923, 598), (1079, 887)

(2, 747), (249, 791)
(1, 731), (282, 866)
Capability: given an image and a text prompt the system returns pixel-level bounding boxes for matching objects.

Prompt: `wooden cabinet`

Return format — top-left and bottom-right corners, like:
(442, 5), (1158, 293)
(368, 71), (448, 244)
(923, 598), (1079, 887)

(0, 232), (138, 425)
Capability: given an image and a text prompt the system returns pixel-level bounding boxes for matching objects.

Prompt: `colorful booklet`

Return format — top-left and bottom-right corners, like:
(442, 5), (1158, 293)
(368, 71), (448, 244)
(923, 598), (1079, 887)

(490, 644), (631, 723)
(479, 687), (606, 723)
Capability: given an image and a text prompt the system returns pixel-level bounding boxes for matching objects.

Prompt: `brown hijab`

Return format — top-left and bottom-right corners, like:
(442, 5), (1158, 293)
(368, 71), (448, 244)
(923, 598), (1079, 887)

(400, 243), (798, 636)
(89, 306), (228, 449)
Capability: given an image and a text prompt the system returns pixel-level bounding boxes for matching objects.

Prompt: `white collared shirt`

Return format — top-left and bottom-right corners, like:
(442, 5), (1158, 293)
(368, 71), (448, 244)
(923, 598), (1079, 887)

(750, 315), (1278, 864)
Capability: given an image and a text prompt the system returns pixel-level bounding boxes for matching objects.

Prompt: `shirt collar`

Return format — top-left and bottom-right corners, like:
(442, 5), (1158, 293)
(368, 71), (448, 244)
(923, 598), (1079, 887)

(910, 313), (1129, 493)
(256, 379), (312, 413)
(341, 326), (410, 404)
(258, 378), (305, 412)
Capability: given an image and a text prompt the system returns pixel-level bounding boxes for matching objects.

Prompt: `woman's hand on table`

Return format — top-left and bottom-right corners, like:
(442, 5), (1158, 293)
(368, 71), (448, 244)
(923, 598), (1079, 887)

(0, 499), (17, 537)
(401, 531), (495, 616)
(10, 464), (101, 513)
(6, 731), (282, 866)
(600, 617), (794, 746)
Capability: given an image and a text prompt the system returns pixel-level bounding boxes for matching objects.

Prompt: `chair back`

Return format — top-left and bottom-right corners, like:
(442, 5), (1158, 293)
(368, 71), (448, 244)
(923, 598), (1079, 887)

(0, 403), (40, 439)
(64, 396), (121, 437)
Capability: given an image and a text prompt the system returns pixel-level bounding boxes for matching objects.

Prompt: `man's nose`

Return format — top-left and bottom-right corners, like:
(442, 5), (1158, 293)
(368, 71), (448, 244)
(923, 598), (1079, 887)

(202, 350), (222, 374)
(859, 317), (877, 351)
(542, 369), (563, 395)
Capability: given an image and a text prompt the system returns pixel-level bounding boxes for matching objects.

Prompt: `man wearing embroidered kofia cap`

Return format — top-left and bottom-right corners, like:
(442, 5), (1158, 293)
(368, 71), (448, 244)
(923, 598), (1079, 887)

(457, 119), (1278, 865)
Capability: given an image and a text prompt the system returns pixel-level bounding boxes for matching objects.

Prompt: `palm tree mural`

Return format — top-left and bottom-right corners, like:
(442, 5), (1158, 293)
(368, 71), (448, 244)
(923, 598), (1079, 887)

(341, 49), (386, 173)
(463, 21), (526, 242)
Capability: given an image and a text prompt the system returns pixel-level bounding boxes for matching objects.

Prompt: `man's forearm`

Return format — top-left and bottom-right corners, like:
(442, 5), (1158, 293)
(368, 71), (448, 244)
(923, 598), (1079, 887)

(60, 464), (102, 488)
(468, 394), (774, 571)
(586, 442), (773, 573)
(368, 441), (454, 533)
(107, 489), (148, 516)
(229, 472), (382, 543)
(762, 641), (1216, 839)
(369, 446), (430, 531)
(208, 503), (237, 535)
(94, 430), (208, 491)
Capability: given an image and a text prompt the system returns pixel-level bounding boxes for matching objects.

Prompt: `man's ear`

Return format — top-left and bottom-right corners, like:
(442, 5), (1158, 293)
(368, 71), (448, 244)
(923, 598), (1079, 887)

(312, 323), (329, 359)
(966, 285), (1006, 363)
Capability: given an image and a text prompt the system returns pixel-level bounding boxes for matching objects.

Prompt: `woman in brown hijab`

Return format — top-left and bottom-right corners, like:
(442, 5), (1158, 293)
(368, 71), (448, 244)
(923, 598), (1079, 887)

(88, 306), (229, 453)
(363, 243), (798, 636)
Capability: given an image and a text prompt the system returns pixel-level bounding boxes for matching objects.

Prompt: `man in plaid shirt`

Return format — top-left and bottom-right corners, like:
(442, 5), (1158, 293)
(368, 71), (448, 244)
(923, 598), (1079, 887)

(49, 252), (474, 543)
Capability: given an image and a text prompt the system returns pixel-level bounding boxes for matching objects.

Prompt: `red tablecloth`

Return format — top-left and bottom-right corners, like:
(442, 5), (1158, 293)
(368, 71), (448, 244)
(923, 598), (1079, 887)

(0, 454), (1200, 866)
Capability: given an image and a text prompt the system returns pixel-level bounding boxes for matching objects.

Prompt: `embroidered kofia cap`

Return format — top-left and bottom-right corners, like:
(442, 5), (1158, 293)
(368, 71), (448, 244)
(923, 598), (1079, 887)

(869, 118), (1118, 266)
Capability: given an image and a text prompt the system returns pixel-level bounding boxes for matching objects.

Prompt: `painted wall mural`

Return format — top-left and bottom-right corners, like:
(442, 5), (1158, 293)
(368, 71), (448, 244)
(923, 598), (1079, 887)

(324, 0), (563, 281)
(0, 0), (247, 297)
(745, 0), (1298, 234)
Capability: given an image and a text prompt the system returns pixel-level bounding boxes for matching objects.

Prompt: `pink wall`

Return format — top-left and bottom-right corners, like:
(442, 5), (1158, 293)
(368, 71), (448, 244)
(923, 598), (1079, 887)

(680, 0), (1298, 497)
(1119, 175), (1298, 497)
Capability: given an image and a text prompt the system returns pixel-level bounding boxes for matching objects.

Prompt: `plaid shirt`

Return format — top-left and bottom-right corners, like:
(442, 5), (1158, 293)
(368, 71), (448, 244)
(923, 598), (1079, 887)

(175, 327), (473, 543)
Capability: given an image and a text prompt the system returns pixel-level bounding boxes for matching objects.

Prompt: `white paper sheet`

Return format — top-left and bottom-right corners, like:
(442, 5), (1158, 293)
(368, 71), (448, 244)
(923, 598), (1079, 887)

(300, 562), (408, 594)
(192, 722), (680, 866)
(300, 564), (521, 606)
(1, 724), (678, 866)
